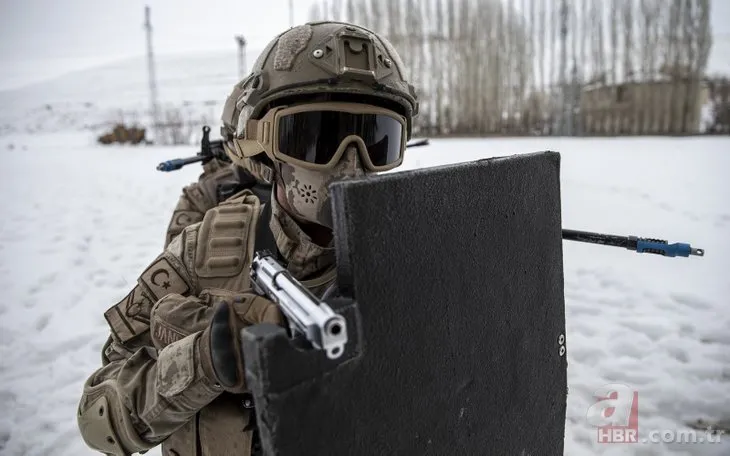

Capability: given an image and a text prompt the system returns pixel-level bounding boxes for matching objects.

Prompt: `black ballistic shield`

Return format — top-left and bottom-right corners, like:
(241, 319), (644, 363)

(242, 151), (568, 456)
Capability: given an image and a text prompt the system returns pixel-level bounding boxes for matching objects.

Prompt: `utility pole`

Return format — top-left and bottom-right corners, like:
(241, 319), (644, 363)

(144, 5), (160, 142)
(235, 35), (247, 79)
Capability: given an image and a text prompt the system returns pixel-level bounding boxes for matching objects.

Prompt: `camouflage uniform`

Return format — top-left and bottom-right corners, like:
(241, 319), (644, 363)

(78, 192), (334, 455)
(77, 20), (417, 456)
(163, 158), (242, 248)
(164, 142), (276, 249)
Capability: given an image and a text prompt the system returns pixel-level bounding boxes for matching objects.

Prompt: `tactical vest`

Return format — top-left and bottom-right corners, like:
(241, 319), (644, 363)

(162, 189), (336, 456)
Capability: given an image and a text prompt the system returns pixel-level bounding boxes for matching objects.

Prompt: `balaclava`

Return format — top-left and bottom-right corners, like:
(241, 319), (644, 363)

(275, 144), (367, 229)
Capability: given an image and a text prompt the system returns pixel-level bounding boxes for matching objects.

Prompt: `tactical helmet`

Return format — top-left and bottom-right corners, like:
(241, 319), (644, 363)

(221, 21), (418, 177)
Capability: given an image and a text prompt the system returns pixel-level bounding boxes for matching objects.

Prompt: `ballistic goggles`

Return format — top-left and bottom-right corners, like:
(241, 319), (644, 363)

(233, 102), (407, 172)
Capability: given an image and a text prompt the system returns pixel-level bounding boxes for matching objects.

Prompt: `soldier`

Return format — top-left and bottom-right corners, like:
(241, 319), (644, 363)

(76, 21), (418, 456)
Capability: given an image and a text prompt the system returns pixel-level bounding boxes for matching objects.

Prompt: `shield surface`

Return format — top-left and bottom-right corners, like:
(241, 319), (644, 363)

(242, 151), (567, 456)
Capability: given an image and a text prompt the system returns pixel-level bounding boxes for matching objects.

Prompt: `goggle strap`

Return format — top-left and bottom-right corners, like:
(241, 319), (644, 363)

(245, 118), (260, 141)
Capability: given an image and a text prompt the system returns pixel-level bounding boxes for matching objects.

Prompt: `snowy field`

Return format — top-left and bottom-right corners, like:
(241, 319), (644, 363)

(0, 52), (729, 456)
(0, 132), (728, 456)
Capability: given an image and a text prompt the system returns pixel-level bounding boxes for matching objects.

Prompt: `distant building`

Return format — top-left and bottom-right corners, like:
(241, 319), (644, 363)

(579, 69), (709, 135)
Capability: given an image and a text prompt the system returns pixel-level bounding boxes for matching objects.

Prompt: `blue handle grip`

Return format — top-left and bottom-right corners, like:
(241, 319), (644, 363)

(157, 159), (186, 172)
(635, 240), (703, 257)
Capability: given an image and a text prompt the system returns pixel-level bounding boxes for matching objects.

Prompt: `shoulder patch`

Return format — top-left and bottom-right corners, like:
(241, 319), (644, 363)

(165, 210), (204, 247)
(170, 210), (204, 232)
(195, 193), (260, 279)
(139, 256), (191, 301)
(104, 286), (152, 344)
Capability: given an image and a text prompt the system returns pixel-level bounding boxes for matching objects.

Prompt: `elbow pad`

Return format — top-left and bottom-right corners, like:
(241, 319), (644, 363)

(77, 383), (151, 456)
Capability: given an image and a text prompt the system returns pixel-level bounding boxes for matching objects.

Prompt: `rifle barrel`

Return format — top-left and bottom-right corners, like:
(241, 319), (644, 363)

(156, 156), (205, 172)
(561, 229), (631, 249)
(562, 228), (704, 258)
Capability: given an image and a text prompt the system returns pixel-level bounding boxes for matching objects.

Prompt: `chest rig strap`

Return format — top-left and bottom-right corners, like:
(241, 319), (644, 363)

(253, 202), (288, 268)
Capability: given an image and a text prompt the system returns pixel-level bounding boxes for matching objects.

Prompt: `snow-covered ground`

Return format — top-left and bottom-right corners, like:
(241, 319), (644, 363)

(0, 46), (729, 455)
(0, 131), (728, 456)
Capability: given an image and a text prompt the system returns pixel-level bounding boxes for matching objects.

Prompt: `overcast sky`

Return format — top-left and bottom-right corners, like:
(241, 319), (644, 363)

(0, 0), (312, 60)
(0, 0), (314, 89)
(0, 0), (728, 90)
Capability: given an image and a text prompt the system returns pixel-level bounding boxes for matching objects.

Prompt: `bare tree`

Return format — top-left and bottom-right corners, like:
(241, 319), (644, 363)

(620, 0), (632, 82)
(681, 0), (712, 132)
(545, 0), (552, 88)
(434, 0), (445, 134)
(306, 0), (712, 137)
(638, 0), (652, 132)
(415, 0), (427, 134)
(539, 0), (547, 129)
(307, 3), (322, 21)
(344, 0), (355, 22)
(580, 0), (587, 76)
(596, 0), (606, 82)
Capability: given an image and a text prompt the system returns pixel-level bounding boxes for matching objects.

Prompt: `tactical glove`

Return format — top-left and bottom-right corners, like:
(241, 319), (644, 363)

(198, 294), (284, 394)
(150, 294), (213, 350)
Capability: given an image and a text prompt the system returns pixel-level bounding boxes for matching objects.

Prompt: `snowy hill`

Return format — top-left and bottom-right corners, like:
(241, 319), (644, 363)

(0, 50), (261, 137)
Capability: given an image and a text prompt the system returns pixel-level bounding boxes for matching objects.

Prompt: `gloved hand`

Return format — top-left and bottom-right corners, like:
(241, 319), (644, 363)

(198, 293), (284, 394)
(149, 293), (213, 350)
